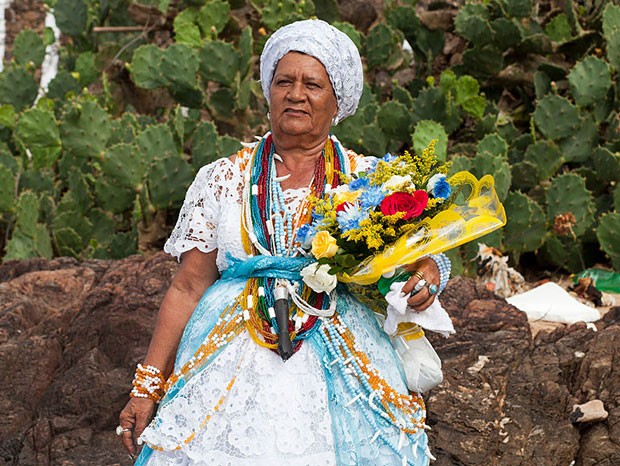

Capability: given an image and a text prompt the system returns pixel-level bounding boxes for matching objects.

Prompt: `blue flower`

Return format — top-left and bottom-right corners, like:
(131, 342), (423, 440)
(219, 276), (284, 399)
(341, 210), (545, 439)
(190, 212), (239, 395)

(337, 202), (367, 233)
(349, 177), (369, 190)
(296, 224), (316, 248)
(427, 174), (451, 200)
(382, 152), (397, 162)
(359, 185), (386, 209)
(366, 157), (380, 173)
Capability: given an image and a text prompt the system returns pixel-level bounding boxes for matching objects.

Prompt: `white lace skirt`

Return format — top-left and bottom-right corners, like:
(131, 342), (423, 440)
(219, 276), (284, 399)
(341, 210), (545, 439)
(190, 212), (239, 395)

(135, 279), (430, 466)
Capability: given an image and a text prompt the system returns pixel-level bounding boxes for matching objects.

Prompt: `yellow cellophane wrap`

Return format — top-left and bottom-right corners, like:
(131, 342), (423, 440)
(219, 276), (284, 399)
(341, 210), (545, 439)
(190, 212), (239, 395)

(339, 171), (506, 285)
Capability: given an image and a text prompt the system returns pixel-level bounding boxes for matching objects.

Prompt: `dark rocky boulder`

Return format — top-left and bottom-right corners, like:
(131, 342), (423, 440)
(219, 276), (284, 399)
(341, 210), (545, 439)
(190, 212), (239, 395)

(0, 254), (617, 465)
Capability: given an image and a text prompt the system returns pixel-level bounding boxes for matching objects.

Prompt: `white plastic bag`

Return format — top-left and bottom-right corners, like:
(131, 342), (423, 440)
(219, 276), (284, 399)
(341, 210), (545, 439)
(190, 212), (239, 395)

(392, 334), (443, 393)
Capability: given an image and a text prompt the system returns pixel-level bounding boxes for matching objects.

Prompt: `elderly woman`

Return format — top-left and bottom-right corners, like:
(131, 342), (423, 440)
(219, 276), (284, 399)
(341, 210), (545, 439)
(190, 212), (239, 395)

(118, 19), (450, 466)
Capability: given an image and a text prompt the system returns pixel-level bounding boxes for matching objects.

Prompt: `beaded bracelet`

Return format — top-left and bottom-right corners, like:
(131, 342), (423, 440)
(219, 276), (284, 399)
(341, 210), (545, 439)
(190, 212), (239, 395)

(130, 364), (166, 403)
(429, 253), (451, 294)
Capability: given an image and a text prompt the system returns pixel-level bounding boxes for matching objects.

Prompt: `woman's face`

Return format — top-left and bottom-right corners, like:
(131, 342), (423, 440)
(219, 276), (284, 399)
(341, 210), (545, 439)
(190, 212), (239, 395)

(269, 52), (338, 143)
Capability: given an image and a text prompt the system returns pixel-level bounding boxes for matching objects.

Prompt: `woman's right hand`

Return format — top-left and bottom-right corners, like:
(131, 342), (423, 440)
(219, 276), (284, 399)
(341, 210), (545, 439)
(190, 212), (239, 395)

(118, 397), (157, 458)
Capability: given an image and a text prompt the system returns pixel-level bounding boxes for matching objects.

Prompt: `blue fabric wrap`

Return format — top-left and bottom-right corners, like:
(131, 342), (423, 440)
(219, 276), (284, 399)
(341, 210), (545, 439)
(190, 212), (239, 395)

(220, 254), (315, 281)
(135, 253), (429, 466)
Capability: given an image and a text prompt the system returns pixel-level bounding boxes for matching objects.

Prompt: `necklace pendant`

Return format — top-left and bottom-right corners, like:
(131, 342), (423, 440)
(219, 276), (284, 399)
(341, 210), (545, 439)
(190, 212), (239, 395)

(274, 284), (293, 361)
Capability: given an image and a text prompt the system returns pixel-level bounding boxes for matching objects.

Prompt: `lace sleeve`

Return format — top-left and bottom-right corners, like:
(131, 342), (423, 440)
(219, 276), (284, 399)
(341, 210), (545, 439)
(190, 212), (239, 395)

(164, 159), (231, 260)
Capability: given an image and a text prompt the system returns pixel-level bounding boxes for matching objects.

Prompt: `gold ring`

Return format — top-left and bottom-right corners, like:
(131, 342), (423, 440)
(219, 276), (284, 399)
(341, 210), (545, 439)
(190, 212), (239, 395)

(412, 270), (425, 281)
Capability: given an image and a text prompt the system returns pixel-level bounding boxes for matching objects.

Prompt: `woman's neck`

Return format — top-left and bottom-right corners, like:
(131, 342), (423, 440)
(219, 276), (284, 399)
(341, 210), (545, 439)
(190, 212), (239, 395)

(271, 134), (328, 190)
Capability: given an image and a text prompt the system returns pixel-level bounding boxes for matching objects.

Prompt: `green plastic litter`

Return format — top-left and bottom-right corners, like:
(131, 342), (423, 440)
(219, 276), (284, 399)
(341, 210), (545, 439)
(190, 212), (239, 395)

(574, 268), (620, 294)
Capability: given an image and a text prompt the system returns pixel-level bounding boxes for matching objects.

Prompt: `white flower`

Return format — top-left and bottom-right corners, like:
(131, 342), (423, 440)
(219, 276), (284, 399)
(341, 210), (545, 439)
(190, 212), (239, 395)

(326, 184), (349, 195)
(300, 263), (338, 294)
(384, 174), (414, 190)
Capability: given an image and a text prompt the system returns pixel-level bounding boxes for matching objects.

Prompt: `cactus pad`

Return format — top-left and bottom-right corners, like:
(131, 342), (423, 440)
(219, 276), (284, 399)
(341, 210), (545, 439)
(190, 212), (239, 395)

(533, 95), (580, 140)
(412, 120), (447, 162)
(503, 191), (546, 254)
(568, 56), (612, 107)
(13, 30), (46, 68)
(15, 108), (62, 169)
(597, 212), (620, 271)
(198, 41), (240, 85)
(545, 173), (594, 237)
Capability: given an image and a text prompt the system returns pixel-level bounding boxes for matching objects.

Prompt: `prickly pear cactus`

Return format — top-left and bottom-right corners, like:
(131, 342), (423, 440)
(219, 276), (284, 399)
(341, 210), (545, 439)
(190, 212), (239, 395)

(502, 191), (546, 255)
(592, 147), (620, 183)
(377, 100), (411, 143)
(365, 24), (405, 70)
(596, 212), (620, 271)
(15, 108), (62, 169)
(129, 45), (167, 89)
(198, 41), (240, 85)
(602, 3), (620, 70)
(0, 67), (38, 111)
(60, 100), (112, 159)
(4, 191), (53, 260)
(533, 95), (580, 140)
(0, 164), (14, 212)
(545, 173), (595, 238)
(412, 120), (447, 162)
(567, 56), (612, 107)
(523, 140), (563, 181)
(13, 30), (46, 68)
(54, 0), (88, 37)
(454, 4), (493, 46)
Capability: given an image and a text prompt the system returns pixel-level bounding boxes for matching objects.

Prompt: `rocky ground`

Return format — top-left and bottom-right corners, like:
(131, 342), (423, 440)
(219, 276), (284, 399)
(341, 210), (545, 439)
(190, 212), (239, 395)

(0, 253), (617, 465)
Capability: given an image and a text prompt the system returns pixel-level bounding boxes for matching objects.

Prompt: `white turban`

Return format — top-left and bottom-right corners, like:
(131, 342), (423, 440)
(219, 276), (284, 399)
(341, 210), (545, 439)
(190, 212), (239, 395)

(260, 19), (364, 125)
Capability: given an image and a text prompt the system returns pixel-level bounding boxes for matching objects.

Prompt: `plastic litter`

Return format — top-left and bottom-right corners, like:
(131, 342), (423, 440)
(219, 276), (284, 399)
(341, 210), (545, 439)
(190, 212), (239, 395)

(506, 282), (600, 324)
(573, 268), (620, 294)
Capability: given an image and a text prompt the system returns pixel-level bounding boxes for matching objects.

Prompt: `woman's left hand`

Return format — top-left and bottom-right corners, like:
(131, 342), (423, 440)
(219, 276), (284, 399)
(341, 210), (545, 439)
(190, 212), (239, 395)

(401, 257), (441, 312)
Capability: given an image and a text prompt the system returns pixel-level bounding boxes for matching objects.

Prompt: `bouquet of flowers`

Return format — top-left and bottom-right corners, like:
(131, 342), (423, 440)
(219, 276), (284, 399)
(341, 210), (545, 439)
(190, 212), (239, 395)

(297, 141), (506, 293)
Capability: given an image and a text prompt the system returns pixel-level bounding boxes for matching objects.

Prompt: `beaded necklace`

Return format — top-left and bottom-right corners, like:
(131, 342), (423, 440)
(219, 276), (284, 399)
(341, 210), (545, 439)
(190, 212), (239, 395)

(240, 133), (345, 355)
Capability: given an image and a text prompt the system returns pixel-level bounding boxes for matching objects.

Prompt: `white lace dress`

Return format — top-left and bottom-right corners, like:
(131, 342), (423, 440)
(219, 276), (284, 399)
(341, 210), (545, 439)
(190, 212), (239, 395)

(135, 149), (430, 466)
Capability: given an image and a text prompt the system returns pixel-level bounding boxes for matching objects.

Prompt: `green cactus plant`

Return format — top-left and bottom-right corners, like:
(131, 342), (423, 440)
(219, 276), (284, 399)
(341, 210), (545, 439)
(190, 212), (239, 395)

(60, 100), (112, 159)
(100, 143), (145, 189)
(510, 161), (539, 190)
(454, 4), (493, 46)
(523, 140), (563, 181)
(557, 114), (598, 163)
(592, 146), (620, 184)
(55, 0), (88, 37)
(191, 121), (220, 170)
(130, 45), (167, 90)
(15, 108), (62, 169)
(46, 70), (81, 100)
(545, 173), (595, 237)
(377, 100), (411, 143)
(13, 30), (46, 68)
(602, 3), (620, 70)
(4, 191), (53, 260)
(258, 0), (316, 31)
(412, 120), (448, 162)
(471, 151), (511, 201)
(0, 67), (38, 111)
(597, 212), (620, 271)
(0, 164), (14, 213)
(502, 191), (546, 255)
(197, 0), (231, 39)
(161, 44), (202, 108)
(533, 95), (580, 140)
(136, 124), (178, 165)
(147, 156), (194, 209)
(568, 56), (612, 107)
(477, 133), (508, 158)
(75, 52), (98, 87)
(198, 40), (240, 85)
(544, 14), (573, 43)
(365, 24), (405, 71)
(174, 9), (202, 48)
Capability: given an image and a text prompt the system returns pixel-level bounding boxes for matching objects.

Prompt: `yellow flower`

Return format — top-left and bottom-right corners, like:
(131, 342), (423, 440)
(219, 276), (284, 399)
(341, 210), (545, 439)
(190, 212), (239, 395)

(333, 190), (360, 206)
(311, 231), (339, 259)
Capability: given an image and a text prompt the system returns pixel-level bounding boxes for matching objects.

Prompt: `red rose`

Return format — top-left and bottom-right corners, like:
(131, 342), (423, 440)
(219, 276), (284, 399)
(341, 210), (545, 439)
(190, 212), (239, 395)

(336, 202), (352, 213)
(380, 190), (428, 220)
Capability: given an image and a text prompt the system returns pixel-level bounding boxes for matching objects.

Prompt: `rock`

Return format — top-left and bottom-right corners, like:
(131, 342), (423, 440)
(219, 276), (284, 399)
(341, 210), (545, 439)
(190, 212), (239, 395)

(570, 400), (609, 423)
(0, 257), (619, 465)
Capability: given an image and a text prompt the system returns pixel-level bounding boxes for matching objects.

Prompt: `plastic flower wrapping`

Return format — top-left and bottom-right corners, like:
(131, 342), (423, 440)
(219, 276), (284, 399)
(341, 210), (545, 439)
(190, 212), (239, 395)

(297, 141), (507, 291)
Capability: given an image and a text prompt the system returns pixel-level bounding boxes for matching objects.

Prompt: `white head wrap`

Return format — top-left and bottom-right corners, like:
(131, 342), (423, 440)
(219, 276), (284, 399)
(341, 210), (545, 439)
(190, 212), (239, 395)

(260, 19), (364, 125)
